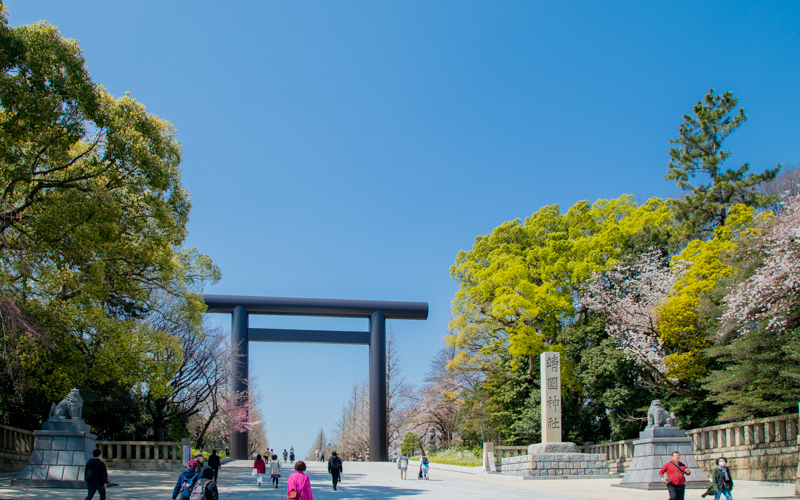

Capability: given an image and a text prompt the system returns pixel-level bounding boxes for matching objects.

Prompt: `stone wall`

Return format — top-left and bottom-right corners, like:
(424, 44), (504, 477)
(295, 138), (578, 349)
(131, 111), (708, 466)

(500, 452), (609, 477)
(686, 413), (798, 484)
(581, 413), (799, 484)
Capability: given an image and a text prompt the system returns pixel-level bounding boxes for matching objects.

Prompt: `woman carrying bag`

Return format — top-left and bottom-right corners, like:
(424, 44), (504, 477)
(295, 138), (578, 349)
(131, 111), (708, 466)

(287, 461), (313, 500)
(270, 454), (282, 488)
(702, 457), (734, 500)
(253, 454), (266, 489)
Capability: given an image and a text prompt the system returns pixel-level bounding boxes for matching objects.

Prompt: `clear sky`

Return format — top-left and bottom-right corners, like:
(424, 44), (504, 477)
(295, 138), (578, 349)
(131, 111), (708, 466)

(7, 1), (800, 454)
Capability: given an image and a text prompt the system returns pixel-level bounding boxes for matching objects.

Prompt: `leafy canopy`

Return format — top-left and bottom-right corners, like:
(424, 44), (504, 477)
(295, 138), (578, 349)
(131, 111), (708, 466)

(449, 195), (672, 372)
(0, 8), (219, 424)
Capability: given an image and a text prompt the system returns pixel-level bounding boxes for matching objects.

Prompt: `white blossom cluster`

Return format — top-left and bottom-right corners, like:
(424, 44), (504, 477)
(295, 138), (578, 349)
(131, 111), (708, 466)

(583, 250), (682, 374)
(719, 194), (800, 337)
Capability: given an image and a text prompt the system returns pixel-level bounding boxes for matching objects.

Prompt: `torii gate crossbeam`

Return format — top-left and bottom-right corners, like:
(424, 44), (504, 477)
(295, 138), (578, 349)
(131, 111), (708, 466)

(203, 294), (428, 461)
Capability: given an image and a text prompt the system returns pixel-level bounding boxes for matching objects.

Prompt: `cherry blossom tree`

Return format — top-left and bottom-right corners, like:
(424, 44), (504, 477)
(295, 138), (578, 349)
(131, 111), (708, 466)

(719, 194), (800, 337)
(583, 250), (682, 376)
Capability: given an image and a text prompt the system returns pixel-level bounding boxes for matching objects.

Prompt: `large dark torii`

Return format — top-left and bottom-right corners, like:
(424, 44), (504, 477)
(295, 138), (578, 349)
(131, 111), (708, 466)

(203, 295), (429, 461)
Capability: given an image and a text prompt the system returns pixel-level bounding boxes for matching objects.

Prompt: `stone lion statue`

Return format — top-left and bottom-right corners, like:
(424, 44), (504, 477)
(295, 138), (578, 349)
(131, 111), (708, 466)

(48, 388), (83, 420)
(646, 400), (674, 428)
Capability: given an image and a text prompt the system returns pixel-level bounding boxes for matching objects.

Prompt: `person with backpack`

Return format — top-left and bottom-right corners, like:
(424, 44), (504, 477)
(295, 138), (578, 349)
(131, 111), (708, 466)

(287, 461), (313, 500)
(207, 450), (221, 482)
(269, 453), (282, 488)
(702, 456), (734, 500)
(419, 453), (430, 480)
(327, 451), (343, 491)
(397, 453), (409, 480)
(189, 465), (218, 500)
(172, 460), (200, 500)
(84, 448), (109, 500)
(253, 453), (266, 488)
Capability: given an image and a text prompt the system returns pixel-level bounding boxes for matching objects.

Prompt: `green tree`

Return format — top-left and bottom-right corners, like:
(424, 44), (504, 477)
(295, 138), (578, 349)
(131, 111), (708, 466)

(666, 89), (779, 238)
(704, 326), (800, 421)
(401, 432), (423, 456)
(0, 8), (219, 427)
(449, 195), (671, 374)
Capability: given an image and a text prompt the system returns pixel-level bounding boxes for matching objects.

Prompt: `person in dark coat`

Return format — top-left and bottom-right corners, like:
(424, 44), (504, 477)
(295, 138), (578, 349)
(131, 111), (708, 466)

(195, 466), (219, 500)
(327, 451), (343, 491)
(207, 450), (221, 482)
(194, 452), (210, 476)
(172, 460), (200, 500)
(85, 449), (109, 500)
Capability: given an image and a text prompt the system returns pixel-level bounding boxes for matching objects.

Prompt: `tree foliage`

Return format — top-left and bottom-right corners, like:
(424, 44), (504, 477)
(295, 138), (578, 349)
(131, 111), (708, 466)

(0, 9), (220, 434)
(666, 89), (779, 237)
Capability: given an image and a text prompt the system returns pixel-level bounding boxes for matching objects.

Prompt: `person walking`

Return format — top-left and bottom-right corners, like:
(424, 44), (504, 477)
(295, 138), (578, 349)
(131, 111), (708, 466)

(283, 449), (288, 462)
(327, 451), (343, 491)
(319, 450), (325, 462)
(397, 453), (409, 480)
(660, 451), (692, 500)
(419, 452), (430, 480)
(315, 449), (320, 462)
(253, 453), (266, 488)
(84, 449), (109, 500)
(287, 461), (313, 500)
(269, 453), (282, 488)
(195, 452), (210, 477)
(289, 450), (295, 462)
(171, 460), (199, 500)
(702, 456), (734, 500)
(208, 449), (221, 482)
(190, 466), (219, 500)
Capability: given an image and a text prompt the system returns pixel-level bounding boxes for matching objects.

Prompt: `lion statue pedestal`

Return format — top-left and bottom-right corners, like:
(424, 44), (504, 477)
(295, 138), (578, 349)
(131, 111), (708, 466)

(12, 389), (97, 489)
(615, 400), (709, 490)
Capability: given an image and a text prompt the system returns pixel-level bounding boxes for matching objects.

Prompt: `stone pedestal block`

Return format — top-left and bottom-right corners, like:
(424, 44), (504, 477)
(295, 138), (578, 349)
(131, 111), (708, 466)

(12, 419), (96, 489)
(500, 450), (610, 478)
(616, 427), (710, 490)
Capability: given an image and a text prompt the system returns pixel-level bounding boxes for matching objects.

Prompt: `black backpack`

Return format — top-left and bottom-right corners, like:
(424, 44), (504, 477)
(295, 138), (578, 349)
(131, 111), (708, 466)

(421, 457), (429, 465)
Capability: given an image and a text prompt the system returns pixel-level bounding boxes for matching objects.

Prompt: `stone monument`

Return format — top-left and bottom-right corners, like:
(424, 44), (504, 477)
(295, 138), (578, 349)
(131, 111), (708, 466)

(425, 427), (438, 452)
(499, 352), (610, 477)
(12, 388), (97, 488)
(616, 400), (709, 490)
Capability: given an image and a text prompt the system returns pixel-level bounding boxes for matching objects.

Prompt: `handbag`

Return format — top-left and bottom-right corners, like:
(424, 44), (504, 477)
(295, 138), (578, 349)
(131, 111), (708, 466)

(252, 468), (257, 476)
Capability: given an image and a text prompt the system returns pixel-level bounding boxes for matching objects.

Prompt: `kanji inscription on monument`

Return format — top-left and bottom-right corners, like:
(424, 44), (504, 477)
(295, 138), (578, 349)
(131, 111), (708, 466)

(540, 351), (561, 443)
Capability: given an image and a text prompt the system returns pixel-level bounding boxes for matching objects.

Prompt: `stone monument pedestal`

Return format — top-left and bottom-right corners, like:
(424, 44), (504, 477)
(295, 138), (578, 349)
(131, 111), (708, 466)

(615, 426), (709, 490)
(12, 419), (96, 489)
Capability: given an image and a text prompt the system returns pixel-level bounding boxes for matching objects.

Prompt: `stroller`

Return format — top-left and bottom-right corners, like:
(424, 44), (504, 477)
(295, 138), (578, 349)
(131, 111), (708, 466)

(418, 469), (423, 480)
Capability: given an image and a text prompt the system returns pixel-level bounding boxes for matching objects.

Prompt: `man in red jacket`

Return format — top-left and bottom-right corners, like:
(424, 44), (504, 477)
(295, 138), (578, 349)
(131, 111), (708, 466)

(659, 451), (691, 500)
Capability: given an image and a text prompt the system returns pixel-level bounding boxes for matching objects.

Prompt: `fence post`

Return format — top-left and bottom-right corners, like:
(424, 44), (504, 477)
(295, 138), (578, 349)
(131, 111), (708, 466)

(483, 442), (494, 472)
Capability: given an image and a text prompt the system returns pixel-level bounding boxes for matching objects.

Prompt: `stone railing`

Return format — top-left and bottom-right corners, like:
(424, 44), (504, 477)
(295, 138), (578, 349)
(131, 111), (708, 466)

(686, 413), (798, 483)
(96, 438), (191, 469)
(0, 424), (35, 471)
(494, 445), (528, 463)
(581, 439), (634, 474)
(576, 413), (799, 483)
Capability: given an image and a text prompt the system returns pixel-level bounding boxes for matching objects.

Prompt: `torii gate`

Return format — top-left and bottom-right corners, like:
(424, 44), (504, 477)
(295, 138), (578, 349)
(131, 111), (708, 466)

(203, 294), (428, 461)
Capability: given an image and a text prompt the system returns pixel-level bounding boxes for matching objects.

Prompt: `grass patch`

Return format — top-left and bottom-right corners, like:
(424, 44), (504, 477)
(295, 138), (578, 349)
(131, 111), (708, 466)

(411, 449), (482, 467)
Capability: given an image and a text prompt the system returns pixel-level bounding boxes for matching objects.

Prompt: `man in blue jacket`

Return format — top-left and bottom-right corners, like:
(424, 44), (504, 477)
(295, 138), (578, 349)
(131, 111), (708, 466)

(172, 460), (200, 500)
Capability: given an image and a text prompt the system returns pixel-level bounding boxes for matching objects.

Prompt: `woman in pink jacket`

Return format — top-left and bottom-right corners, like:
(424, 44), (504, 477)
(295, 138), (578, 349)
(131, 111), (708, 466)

(287, 461), (313, 500)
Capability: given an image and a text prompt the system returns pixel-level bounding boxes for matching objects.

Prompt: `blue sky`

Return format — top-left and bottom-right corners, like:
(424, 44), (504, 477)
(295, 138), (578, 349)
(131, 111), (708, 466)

(7, 1), (800, 453)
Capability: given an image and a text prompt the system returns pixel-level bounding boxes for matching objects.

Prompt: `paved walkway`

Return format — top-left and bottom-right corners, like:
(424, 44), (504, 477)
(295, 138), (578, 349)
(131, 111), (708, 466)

(0, 460), (795, 500)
